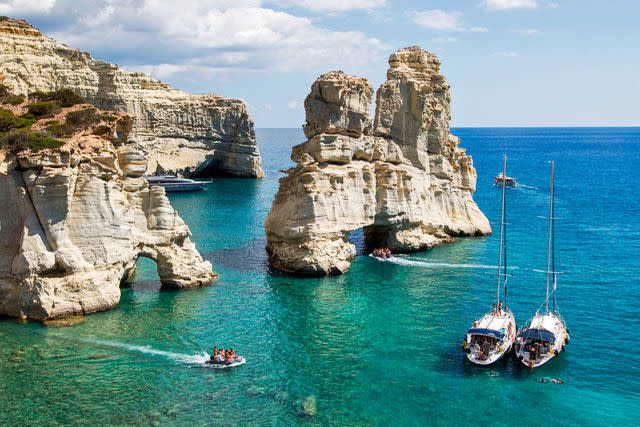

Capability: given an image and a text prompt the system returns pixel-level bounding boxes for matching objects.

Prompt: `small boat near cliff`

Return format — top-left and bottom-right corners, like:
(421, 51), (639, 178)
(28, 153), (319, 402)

(494, 172), (517, 187)
(144, 175), (210, 192)
(515, 161), (569, 368)
(462, 155), (517, 365)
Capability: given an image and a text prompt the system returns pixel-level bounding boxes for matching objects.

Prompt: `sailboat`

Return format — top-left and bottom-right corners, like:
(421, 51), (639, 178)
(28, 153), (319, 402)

(462, 154), (517, 365)
(515, 161), (570, 368)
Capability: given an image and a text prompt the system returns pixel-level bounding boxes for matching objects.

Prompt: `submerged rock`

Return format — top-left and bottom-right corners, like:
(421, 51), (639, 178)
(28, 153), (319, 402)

(265, 47), (491, 275)
(42, 316), (86, 328)
(296, 395), (318, 418)
(0, 18), (263, 178)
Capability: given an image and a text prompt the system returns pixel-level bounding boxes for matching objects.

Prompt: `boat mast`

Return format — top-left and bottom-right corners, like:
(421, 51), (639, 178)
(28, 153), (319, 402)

(496, 154), (507, 308)
(545, 161), (555, 313)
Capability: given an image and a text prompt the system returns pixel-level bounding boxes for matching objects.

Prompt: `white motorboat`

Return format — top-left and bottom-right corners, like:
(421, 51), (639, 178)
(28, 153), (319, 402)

(494, 172), (517, 187)
(144, 175), (210, 192)
(515, 160), (570, 368)
(463, 154), (517, 365)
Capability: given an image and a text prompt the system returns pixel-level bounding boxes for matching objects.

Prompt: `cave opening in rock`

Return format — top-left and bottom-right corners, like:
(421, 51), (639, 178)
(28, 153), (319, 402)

(121, 255), (162, 291)
(363, 225), (393, 253)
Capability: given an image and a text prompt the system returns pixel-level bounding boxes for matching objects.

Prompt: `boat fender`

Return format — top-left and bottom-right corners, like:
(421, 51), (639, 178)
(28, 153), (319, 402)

(561, 345), (565, 352)
(463, 348), (471, 354)
(564, 337), (569, 345)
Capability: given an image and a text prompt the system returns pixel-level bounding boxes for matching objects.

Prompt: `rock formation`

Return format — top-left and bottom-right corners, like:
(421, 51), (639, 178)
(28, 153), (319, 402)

(0, 94), (214, 320)
(0, 18), (264, 178)
(265, 47), (491, 275)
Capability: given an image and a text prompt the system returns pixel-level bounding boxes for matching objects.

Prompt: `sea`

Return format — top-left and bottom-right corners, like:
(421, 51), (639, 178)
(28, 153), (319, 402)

(1, 127), (638, 426)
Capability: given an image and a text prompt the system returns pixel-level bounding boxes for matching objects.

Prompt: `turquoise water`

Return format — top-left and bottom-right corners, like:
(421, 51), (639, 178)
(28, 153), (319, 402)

(1, 128), (639, 426)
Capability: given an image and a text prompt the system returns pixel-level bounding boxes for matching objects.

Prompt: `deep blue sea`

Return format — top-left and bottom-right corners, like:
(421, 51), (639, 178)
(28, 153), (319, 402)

(1, 128), (639, 426)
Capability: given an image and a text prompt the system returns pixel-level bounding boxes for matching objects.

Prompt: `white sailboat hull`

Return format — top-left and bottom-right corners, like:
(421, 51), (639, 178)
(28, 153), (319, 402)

(464, 310), (517, 366)
(515, 313), (569, 368)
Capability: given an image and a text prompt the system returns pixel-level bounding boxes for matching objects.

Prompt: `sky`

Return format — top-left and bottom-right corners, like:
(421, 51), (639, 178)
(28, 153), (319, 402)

(2, 0), (639, 128)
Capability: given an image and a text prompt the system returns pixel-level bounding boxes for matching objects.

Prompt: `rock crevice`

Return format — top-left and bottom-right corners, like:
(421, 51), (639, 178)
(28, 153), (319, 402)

(265, 47), (491, 275)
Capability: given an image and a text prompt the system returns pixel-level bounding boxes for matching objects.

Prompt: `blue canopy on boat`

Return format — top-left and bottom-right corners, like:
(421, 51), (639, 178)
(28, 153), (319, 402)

(467, 328), (505, 340)
(517, 328), (556, 342)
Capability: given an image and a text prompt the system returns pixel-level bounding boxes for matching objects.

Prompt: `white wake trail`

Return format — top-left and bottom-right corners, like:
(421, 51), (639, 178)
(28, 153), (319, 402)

(81, 337), (210, 365)
(516, 183), (538, 190)
(370, 254), (506, 270)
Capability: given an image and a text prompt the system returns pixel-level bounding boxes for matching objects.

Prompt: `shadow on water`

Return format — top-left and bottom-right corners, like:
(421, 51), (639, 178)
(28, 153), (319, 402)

(203, 237), (270, 274)
(437, 343), (531, 380)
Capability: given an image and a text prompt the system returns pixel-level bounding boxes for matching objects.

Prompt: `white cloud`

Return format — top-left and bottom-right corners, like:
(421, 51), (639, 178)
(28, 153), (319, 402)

(273, 0), (387, 12)
(520, 28), (540, 36)
(431, 36), (457, 44)
(0, 0), (56, 14)
(34, 0), (385, 79)
(492, 51), (518, 57)
(411, 10), (488, 33)
(287, 100), (302, 109)
(412, 9), (464, 31)
(546, 2), (559, 8)
(133, 64), (190, 80)
(481, 0), (538, 10)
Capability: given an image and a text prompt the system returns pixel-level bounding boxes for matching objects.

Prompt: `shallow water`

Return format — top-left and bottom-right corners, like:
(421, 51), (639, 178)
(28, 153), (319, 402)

(1, 128), (639, 425)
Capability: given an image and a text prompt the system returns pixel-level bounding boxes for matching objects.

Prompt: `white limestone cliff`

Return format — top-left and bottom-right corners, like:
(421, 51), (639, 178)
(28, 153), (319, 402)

(265, 48), (491, 275)
(0, 104), (214, 320)
(0, 18), (264, 178)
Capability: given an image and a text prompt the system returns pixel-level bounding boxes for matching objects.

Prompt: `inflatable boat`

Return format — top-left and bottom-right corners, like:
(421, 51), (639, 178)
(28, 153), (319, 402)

(205, 355), (246, 368)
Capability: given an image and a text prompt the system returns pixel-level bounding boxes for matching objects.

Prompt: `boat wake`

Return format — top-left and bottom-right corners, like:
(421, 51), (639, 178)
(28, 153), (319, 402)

(370, 254), (500, 270)
(515, 183), (538, 190)
(81, 337), (211, 365)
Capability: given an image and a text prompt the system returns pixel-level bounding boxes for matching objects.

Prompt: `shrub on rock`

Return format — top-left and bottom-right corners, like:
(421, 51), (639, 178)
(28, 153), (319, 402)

(0, 108), (16, 131)
(28, 101), (61, 118)
(66, 107), (97, 128)
(4, 94), (24, 105)
(1, 129), (64, 152)
(30, 88), (86, 107)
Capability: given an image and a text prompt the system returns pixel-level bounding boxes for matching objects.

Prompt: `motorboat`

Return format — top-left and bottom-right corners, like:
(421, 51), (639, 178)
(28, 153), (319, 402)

(372, 248), (392, 259)
(494, 172), (517, 187)
(144, 175), (209, 192)
(463, 154), (517, 365)
(515, 160), (570, 368)
(205, 355), (246, 368)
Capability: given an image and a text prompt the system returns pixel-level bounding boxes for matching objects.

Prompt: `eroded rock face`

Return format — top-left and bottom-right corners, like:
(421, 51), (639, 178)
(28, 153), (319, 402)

(0, 110), (214, 320)
(265, 47), (491, 276)
(0, 18), (264, 178)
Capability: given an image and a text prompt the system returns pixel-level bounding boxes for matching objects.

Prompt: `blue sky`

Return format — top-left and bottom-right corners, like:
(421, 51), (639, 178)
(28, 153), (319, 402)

(3, 0), (639, 127)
